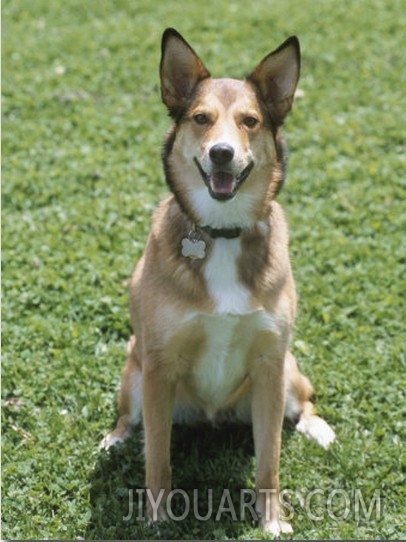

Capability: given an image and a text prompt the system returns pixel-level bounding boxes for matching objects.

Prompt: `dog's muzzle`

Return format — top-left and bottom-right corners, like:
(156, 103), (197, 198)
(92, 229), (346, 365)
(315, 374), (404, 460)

(193, 155), (254, 201)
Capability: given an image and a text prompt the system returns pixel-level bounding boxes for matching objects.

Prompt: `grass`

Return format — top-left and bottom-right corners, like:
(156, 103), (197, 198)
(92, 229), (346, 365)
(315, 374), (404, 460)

(2, 0), (405, 539)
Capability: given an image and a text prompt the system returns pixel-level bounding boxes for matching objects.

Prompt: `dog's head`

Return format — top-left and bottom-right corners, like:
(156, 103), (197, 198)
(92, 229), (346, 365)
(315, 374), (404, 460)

(160, 28), (300, 227)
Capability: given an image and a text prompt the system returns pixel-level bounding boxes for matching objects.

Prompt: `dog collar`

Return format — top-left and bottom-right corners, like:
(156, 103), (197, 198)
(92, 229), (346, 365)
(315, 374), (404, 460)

(199, 225), (242, 239)
(181, 224), (242, 260)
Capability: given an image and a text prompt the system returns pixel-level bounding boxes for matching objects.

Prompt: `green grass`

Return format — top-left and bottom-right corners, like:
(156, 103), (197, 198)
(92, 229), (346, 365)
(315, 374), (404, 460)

(2, 0), (405, 539)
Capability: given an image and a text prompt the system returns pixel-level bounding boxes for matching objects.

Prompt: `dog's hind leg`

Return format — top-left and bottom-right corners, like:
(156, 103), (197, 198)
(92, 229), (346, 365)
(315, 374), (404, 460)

(284, 351), (336, 449)
(100, 335), (142, 449)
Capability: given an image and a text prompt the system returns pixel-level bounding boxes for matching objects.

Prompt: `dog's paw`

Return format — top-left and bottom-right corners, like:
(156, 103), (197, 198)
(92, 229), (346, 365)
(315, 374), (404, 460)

(146, 507), (170, 539)
(99, 415), (135, 450)
(99, 432), (125, 450)
(296, 414), (336, 449)
(99, 427), (133, 450)
(147, 503), (170, 524)
(150, 507), (169, 522)
(260, 517), (293, 537)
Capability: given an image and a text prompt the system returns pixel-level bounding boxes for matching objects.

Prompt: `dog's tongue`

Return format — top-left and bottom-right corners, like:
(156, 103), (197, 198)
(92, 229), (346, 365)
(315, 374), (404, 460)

(210, 171), (236, 196)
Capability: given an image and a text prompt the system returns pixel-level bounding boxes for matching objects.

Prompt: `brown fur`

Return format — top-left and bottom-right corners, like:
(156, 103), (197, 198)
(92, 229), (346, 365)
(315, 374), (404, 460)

(101, 28), (335, 536)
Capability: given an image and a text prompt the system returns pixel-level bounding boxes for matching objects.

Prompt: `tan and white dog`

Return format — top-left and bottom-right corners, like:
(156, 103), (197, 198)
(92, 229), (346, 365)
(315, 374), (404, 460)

(101, 28), (335, 536)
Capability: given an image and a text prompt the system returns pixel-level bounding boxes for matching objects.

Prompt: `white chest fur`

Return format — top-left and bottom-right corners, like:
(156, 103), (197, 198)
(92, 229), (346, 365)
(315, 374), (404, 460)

(189, 238), (277, 417)
(204, 238), (250, 314)
(192, 311), (269, 417)
(193, 313), (245, 417)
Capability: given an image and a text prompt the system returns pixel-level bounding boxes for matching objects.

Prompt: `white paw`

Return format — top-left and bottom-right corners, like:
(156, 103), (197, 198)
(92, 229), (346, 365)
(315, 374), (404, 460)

(99, 432), (125, 450)
(147, 503), (169, 523)
(296, 415), (336, 449)
(261, 517), (293, 537)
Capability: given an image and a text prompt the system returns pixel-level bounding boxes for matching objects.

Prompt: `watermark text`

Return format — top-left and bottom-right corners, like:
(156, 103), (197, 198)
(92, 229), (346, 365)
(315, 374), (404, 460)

(122, 487), (382, 523)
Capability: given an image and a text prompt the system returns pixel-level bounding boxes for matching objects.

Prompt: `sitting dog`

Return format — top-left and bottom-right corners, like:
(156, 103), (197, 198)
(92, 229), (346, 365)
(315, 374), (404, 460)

(102, 28), (335, 536)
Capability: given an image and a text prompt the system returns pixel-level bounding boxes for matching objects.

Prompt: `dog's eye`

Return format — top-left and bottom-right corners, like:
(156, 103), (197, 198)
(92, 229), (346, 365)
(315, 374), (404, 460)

(243, 116), (259, 128)
(193, 113), (209, 125)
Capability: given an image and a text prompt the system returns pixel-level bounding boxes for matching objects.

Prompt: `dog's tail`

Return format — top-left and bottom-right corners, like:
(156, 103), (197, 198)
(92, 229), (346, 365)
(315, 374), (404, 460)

(295, 401), (336, 449)
(284, 351), (336, 449)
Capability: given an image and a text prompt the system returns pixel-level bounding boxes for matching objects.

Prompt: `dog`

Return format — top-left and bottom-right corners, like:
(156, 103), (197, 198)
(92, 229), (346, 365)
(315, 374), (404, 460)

(101, 28), (335, 536)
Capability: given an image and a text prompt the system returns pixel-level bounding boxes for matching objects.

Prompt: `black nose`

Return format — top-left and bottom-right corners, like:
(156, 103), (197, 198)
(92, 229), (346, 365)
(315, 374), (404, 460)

(209, 143), (235, 166)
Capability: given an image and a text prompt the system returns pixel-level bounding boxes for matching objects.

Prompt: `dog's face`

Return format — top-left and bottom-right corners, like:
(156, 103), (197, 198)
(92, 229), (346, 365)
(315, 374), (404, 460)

(172, 77), (267, 202)
(160, 29), (300, 227)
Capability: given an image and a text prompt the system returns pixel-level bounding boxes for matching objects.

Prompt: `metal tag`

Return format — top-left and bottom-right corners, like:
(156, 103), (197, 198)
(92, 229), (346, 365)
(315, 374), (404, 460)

(181, 236), (206, 260)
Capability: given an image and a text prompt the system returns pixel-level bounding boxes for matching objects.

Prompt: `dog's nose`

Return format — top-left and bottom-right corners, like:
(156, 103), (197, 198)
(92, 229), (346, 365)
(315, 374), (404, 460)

(209, 143), (235, 165)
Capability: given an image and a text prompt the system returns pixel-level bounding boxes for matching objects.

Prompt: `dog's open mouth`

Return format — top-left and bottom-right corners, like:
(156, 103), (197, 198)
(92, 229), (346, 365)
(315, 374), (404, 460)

(194, 158), (254, 201)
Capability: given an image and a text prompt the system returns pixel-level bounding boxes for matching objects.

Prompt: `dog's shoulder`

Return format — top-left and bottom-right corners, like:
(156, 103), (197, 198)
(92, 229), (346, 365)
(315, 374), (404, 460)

(145, 195), (190, 255)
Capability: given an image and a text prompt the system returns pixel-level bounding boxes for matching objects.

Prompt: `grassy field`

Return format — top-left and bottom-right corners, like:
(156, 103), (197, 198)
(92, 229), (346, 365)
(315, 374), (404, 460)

(2, 0), (405, 539)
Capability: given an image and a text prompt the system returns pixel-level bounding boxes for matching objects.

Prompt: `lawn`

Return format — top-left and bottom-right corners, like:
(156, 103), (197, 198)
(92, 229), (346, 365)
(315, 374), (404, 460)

(2, 0), (405, 539)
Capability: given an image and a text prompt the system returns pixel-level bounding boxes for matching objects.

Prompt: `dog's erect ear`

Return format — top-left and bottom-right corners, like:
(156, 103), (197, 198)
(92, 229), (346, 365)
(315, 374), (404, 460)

(160, 28), (210, 118)
(248, 36), (300, 124)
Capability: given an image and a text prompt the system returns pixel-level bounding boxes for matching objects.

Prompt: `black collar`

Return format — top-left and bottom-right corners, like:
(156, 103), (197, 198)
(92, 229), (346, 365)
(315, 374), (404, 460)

(199, 225), (242, 239)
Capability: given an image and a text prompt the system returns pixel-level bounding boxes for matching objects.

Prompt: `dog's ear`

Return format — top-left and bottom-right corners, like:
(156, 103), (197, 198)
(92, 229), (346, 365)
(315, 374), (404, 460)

(160, 28), (210, 118)
(248, 36), (300, 125)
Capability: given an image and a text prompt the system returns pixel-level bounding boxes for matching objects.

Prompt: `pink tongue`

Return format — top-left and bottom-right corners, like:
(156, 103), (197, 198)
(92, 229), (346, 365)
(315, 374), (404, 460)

(210, 171), (236, 194)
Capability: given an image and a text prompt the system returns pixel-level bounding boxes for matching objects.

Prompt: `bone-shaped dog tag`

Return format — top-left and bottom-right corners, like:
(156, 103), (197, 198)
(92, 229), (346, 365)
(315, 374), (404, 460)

(181, 237), (206, 260)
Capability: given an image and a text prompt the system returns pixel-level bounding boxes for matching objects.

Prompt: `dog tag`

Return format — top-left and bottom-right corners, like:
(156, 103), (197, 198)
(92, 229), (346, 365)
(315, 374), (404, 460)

(181, 237), (206, 260)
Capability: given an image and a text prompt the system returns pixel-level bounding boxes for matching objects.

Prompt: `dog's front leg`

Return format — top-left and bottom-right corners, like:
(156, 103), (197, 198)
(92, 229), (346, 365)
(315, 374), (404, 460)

(142, 363), (175, 522)
(252, 356), (293, 536)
